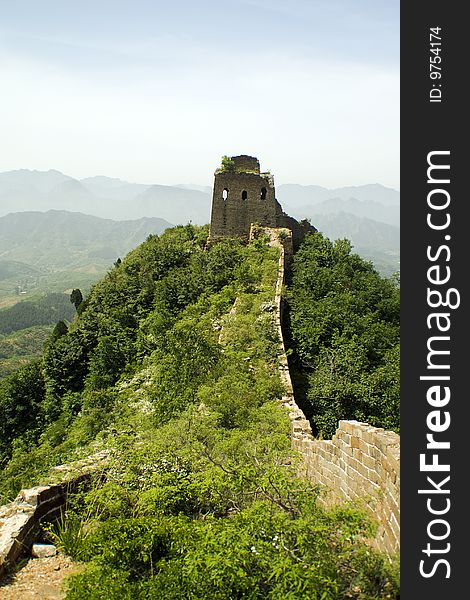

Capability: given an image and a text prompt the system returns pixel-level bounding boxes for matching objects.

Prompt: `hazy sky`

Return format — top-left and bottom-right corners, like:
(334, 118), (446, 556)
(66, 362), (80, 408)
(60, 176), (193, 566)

(0, 1), (399, 189)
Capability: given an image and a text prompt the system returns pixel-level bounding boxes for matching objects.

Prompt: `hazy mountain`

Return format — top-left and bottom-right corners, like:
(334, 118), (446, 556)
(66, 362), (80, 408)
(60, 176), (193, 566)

(0, 169), (400, 275)
(278, 183), (399, 228)
(312, 212), (399, 251)
(130, 185), (211, 224)
(284, 196), (399, 227)
(0, 169), (212, 223)
(0, 169), (73, 194)
(174, 184), (213, 195)
(47, 179), (97, 209)
(0, 210), (173, 270)
(81, 176), (150, 201)
(0, 261), (41, 282)
(0, 169), (400, 227)
(0, 169), (73, 215)
(277, 183), (399, 208)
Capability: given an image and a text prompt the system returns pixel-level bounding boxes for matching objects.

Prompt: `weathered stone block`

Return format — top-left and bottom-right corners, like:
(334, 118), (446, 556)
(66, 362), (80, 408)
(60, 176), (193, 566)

(32, 543), (57, 558)
(375, 432), (400, 454)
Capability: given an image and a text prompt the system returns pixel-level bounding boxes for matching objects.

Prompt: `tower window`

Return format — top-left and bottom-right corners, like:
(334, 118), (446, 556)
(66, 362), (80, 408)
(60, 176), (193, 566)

(242, 190), (248, 200)
(260, 187), (267, 200)
(222, 188), (229, 201)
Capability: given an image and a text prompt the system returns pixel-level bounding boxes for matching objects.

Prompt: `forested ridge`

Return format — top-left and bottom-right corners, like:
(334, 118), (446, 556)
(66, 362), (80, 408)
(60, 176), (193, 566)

(0, 293), (75, 336)
(286, 233), (400, 438)
(0, 294), (76, 378)
(0, 226), (399, 599)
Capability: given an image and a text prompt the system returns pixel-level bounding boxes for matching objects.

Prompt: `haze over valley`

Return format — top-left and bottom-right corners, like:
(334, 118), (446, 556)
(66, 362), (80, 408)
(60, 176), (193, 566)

(0, 168), (400, 277)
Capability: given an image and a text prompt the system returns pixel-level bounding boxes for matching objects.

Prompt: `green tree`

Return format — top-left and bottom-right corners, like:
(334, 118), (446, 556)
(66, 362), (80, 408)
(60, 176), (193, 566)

(70, 288), (84, 311)
(220, 155), (236, 172)
(50, 320), (68, 343)
(0, 361), (45, 466)
(287, 232), (400, 437)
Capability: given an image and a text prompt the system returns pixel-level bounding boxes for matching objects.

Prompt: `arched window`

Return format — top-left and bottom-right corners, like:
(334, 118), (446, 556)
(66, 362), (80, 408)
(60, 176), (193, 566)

(260, 187), (267, 200)
(222, 188), (229, 201)
(242, 190), (248, 200)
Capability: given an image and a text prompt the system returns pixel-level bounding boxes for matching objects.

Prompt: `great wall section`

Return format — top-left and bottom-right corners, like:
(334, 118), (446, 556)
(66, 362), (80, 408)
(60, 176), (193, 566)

(0, 156), (399, 578)
(268, 226), (400, 556)
(0, 451), (109, 577)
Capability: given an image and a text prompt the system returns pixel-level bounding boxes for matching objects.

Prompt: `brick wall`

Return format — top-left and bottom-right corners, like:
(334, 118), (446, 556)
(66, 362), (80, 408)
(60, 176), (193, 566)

(0, 450), (109, 577)
(271, 230), (400, 556)
(292, 421), (400, 555)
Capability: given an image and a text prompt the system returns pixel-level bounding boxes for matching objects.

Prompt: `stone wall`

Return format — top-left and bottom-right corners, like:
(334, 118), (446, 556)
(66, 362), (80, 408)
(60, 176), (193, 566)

(230, 155), (260, 173)
(0, 450), (109, 577)
(292, 422), (400, 555)
(270, 228), (400, 556)
(210, 170), (277, 240)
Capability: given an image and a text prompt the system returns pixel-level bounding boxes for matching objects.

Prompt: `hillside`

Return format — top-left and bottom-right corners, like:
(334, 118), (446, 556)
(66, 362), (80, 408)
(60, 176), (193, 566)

(0, 293), (76, 377)
(0, 226), (399, 598)
(0, 170), (211, 223)
(310, 212), (400, 275)
(311, 212), (399, 252)
(0, 293), (75, 336)
(0, 210), (172, 270)
(0, 211), (174, 371)
(276, 183), (400, 275)
(0, 325), (54, 378)
(286, 233), (400, 438)
(284, 196), (399, 227)
(0, 210), (173, 306)
(277, 182), (400, 210)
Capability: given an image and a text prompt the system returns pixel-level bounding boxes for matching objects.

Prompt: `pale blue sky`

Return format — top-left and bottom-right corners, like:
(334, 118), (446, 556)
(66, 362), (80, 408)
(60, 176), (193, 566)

(0, 1), (399, 188)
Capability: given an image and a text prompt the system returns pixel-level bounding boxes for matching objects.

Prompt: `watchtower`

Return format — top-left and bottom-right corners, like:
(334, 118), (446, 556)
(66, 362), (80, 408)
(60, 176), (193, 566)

(208, 154), (316, 247)
(209, 155), (280, 241)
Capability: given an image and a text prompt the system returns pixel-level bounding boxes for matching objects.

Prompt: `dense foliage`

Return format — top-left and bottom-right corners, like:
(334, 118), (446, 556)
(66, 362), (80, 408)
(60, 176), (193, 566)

(287, 233), (400, 437)
(0, 225), (399, 598)
(0, 293), (75, 335)
(0, 360), (45, 467)
(0, 324), (53, 378)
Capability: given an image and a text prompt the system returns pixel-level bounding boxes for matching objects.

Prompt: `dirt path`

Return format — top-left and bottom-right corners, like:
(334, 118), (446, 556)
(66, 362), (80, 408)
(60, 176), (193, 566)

(0, 554), (80, 599)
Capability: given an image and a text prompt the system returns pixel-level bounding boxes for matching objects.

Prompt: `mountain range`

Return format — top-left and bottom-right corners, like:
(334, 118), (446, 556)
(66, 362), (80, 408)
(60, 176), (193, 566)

(0, 169), (400, 274)
(0, 210), (172, 271)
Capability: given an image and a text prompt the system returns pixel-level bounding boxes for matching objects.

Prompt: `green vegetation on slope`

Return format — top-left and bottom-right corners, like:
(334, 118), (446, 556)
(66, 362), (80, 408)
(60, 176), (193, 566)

(0, 295), (76, 379)
(286, 232), (400, 438)
(0, 210), (173, 307)
(0, 293), (75, 336)
(0, 225), (398, 598)
(0, 325), (53, 378)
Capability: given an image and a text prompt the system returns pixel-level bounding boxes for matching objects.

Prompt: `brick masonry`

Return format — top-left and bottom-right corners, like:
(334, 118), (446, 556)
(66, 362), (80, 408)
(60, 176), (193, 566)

(0, 450), (109, 577)
(268, 227), (400, 556)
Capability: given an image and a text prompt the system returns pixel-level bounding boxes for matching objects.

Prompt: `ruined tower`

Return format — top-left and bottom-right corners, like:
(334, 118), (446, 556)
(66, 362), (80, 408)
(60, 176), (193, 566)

(209, 155), (315, 247)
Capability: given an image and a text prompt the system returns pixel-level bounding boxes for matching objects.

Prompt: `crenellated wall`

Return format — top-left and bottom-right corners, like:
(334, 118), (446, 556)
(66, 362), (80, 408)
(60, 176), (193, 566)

(269, 228), (400, 556)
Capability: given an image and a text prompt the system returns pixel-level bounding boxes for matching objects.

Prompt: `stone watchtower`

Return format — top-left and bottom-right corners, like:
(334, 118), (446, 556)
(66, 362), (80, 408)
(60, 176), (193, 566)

(209, 155), (315, 247)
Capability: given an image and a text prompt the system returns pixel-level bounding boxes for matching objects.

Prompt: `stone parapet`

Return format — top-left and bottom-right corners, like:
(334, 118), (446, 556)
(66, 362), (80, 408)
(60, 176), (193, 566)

(270, 229), (400, 556)
(0, 450), (109, 577)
